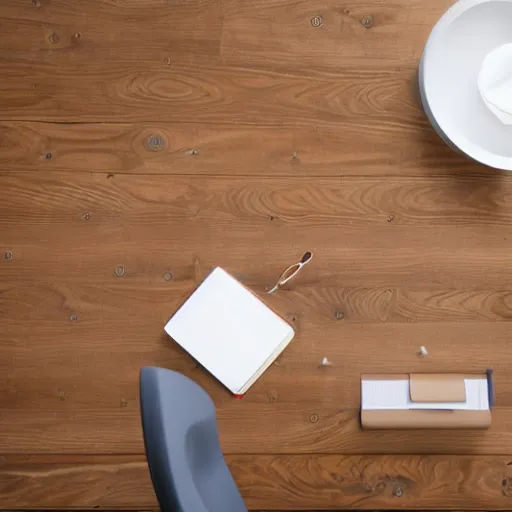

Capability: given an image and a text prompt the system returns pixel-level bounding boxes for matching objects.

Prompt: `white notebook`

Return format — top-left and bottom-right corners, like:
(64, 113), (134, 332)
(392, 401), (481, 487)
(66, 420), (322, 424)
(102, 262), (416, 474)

(164, 267), (295, 396)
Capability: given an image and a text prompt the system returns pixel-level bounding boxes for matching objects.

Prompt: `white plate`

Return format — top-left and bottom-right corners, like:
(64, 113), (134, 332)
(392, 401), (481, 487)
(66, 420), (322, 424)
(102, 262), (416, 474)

(420, 0), (512, 170)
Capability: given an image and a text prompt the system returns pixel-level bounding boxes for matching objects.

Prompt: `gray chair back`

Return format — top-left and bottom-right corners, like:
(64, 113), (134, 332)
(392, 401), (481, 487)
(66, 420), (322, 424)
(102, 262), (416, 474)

(140, 366), (248, 512)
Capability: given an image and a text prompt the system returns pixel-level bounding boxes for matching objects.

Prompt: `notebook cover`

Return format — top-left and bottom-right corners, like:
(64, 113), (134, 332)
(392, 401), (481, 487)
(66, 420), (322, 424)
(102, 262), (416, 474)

(164, 267), (295, 395)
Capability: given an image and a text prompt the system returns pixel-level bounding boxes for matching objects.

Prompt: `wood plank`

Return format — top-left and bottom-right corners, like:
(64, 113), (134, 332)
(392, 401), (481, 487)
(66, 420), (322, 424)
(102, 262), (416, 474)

(2, 454), (512, 510)
(221, 0), (450, 69)
(0, 59), (430, 125)
(1, 172), (512, 288)
(2, 405), (512, 455)
(4, 172), (512, 225)
(0, 121), (482, 177)
(0, 0), (221, 62)
(4, 227), (511, 287)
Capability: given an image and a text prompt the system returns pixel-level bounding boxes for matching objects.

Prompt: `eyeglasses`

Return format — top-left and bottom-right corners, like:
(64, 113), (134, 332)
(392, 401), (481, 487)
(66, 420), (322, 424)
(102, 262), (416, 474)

(268, 251), (313, 295)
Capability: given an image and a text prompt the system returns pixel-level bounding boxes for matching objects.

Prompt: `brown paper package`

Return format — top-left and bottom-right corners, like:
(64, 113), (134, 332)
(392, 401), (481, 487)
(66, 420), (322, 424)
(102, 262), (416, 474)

(360, 373), (492, 430)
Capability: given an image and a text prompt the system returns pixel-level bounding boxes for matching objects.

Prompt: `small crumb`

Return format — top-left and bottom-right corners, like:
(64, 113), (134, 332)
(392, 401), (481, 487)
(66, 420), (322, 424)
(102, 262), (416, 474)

(321, 357), (332, 367)
(387, 215), (394, 223)
(184, 148), (199, 156)
(418, 346), (428, 357)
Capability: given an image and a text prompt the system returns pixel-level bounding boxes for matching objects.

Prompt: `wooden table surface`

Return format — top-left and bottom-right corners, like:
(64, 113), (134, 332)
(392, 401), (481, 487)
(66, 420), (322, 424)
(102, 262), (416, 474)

(1, 0), (512, 510)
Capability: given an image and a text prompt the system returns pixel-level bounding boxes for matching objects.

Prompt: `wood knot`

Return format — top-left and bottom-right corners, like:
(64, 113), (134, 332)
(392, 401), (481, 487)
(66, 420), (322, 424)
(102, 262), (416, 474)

(48, 32), (60, 44)
(266, 391), (278, 403)
(114, 265), (125, 277)
(309, 413), (319, 423)
(361, 15), (373, 28)
(144, 134), (167, 152)
(4, 251), (13, 261)
(310, 15), (323, 27)
(502, 477), (512, 496)
(330, 472), (344, 484)
(393, 486), (404, 497)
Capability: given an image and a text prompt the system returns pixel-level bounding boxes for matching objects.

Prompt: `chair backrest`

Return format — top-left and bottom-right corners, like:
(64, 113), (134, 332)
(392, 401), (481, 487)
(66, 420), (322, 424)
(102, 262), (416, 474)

(139, 367), (248, 512)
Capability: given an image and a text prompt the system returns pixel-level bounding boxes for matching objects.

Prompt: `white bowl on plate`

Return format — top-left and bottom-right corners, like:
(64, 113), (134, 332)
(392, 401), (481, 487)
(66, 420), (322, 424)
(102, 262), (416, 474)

(420, 0), (512, 170)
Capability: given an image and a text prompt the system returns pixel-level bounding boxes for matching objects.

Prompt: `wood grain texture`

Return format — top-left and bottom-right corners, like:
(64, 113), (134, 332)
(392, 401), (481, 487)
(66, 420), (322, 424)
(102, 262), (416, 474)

(2, 173), (512, 287)
(3, 172), (512, 226)
(2, 0), (512, 509)
(3, 454), (512, 510)
(0, 60), (430, 126)
(221, 0), (452, 69)
(4, 405), (512, 455)
(0, 0), (222, 61)
(0, 121), (485, 176)
(3, 280), (512, 415)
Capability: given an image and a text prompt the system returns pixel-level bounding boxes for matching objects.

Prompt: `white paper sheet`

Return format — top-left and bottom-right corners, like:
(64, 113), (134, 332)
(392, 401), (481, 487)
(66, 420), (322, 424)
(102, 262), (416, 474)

(362, 378), (489, 411)
(478, 43), (512, 125)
